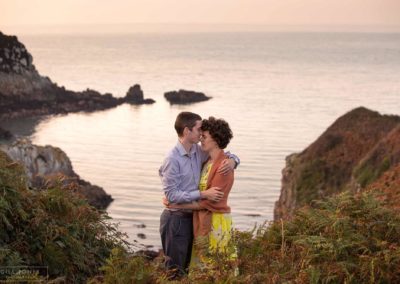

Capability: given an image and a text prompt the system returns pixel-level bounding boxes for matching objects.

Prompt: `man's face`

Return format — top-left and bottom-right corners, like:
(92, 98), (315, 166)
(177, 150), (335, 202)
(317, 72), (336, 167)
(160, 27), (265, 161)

(187, 120), (202, 144)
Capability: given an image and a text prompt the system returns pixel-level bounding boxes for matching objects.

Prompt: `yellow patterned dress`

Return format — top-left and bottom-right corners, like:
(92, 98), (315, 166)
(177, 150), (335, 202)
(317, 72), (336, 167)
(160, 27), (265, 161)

(190, 162), (237, 270)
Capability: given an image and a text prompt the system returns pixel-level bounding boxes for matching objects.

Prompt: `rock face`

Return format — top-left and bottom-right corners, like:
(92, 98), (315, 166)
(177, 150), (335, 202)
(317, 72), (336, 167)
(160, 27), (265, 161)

(0, 31), (128, 120)
(124, 84), (155, 104)
(164, 89), (211, 104)
(274, 107), (400, 220)
(0, 32), (34, 74)
(1, 139), (113, 209)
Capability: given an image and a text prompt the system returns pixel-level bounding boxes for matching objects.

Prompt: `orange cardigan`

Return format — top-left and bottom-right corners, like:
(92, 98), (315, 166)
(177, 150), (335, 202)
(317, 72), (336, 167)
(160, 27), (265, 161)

(193, 150), (234, 237)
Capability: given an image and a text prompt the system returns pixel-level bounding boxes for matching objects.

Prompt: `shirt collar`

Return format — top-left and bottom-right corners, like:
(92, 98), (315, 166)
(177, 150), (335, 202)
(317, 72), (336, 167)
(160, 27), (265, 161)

(176, 141), (196, 156)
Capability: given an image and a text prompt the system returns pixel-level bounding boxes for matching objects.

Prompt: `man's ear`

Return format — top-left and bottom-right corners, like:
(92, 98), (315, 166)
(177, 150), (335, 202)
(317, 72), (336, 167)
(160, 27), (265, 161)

(183, 127), (189, 136)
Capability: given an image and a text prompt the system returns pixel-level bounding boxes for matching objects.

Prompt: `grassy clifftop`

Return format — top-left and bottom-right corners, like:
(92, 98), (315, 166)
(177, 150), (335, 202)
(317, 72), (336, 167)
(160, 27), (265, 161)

(275, 107), (400, 220)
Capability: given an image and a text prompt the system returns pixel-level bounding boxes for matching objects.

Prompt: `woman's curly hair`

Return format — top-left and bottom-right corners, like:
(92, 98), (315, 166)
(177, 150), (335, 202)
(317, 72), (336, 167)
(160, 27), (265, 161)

(201, 117), (233, 149)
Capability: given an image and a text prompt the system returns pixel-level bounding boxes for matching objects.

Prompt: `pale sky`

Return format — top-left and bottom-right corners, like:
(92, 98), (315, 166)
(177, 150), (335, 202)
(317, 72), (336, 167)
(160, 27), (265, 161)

(1, 0), (400, 33)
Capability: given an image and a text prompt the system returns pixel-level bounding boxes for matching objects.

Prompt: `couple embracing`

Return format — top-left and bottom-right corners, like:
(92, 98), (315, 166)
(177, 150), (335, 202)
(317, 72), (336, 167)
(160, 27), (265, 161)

(159, 112), (239, 279)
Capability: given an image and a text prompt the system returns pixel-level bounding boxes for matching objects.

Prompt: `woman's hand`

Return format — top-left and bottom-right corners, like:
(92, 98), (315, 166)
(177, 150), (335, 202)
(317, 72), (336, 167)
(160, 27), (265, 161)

(162, 196), (170, 207)
(217, 158), (235, 175)
(200, 186), (223, 202)
(162, 197), (181, 209)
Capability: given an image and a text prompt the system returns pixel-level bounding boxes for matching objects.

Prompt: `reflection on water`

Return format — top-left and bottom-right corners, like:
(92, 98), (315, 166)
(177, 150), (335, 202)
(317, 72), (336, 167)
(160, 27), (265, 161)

(2, 32), (399, 249)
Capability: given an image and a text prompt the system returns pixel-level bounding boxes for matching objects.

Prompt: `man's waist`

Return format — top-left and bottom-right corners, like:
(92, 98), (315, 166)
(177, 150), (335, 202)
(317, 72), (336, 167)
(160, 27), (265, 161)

(165, 209), (193, 217)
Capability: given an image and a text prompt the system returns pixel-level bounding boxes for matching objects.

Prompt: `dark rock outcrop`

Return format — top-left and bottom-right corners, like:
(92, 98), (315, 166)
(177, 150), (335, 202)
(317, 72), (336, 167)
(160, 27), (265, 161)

(1, 139), (113, 209)
(124, 84), (155, 104)
(164, 89), (211, 104)
(274, 107), (400, 220)
(0, 32), (34, 74)
(0, 31), (128, 120)
(0, 126), (13, 140)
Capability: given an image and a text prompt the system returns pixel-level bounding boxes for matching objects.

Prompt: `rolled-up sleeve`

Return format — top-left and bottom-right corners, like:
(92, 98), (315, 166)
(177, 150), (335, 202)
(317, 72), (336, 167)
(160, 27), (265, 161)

(225, 151), (240, 168)
(159, 157), (201, 203)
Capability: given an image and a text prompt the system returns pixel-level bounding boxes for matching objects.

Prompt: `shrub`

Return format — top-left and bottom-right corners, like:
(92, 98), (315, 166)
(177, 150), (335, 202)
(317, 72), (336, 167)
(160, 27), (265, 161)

(0, 151), (127, 282)
(235, 191), (400, 283)
(91, 190), (400, 283)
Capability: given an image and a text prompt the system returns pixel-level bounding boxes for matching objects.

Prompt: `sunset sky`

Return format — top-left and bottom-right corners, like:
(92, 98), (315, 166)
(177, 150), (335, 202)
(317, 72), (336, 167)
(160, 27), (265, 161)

(1, 0), (400, 33)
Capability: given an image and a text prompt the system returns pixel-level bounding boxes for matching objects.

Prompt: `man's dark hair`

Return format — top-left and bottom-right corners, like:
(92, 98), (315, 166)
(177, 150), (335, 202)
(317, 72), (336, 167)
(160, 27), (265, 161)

(175, 112), (202, 137)
(201, 117), (233, 149)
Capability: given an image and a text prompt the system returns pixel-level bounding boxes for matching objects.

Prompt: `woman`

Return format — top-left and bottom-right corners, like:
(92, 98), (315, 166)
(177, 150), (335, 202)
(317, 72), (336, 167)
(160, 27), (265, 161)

(167, 116), (236, 269)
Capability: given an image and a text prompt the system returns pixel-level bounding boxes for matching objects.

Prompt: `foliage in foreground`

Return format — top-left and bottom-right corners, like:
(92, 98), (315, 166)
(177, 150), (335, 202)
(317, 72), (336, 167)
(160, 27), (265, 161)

(93, 191), (400, 283)
(0, 151), (126, 282)
(237, 191), (400, 283)
(2, 147), (400, 283)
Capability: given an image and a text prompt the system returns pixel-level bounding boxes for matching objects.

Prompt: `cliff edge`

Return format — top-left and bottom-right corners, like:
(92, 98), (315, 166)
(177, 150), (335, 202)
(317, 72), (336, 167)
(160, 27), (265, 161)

(274, 107), (400, 220)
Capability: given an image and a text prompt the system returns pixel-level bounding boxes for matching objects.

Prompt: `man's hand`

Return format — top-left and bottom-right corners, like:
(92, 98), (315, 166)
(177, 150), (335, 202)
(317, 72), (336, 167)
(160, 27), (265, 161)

(217, 158), (236, 175)
(200, 186), (223, 202)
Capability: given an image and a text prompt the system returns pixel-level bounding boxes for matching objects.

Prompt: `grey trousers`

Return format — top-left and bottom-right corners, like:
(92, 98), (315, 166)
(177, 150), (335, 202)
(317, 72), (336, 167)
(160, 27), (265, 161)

(160, 209), (193, 277)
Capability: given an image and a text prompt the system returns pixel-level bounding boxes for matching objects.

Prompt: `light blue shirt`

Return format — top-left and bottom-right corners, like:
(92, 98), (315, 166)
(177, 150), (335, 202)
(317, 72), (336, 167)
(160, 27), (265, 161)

(159, 141), (240, 204)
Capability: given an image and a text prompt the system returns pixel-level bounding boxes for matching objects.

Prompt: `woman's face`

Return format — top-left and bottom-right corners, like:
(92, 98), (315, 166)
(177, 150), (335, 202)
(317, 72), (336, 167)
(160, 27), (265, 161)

(200, 130), (218, 152)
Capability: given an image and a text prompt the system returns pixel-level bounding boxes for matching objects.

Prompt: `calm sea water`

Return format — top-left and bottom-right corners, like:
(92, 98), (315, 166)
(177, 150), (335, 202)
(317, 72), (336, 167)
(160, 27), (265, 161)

(2, 32), (400, 249)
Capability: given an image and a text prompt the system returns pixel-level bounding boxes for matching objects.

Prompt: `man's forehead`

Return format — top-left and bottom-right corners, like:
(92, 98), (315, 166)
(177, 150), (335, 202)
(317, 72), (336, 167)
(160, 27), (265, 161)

(195, 120), (202, 127)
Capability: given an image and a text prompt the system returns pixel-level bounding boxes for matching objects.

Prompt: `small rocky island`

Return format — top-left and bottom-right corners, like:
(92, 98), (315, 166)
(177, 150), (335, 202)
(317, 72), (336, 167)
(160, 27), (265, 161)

(164, 89), (211, 104)
(125, 84), (155, 104)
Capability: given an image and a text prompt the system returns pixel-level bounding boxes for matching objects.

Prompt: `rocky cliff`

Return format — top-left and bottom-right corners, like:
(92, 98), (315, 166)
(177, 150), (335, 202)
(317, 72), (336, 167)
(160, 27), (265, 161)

(0, 31), (154, 120)
(274, 107), (400, 220)
(1, 139), (112, 209)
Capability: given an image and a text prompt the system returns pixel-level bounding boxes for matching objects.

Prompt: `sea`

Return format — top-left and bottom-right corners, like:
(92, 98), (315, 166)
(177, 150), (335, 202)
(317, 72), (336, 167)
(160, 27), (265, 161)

(2, 32), (400, 250)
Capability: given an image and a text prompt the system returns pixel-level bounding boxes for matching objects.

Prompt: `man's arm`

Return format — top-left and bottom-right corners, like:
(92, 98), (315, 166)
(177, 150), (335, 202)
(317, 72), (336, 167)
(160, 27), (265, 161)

(160, 158), (224, 203)
(160, 157), (200, 203)
(162, 188), (222, 209)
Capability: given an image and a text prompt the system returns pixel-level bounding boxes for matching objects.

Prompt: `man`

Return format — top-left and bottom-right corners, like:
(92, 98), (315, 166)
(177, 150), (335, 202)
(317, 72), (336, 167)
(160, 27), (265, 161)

(159, 112), (239, 278)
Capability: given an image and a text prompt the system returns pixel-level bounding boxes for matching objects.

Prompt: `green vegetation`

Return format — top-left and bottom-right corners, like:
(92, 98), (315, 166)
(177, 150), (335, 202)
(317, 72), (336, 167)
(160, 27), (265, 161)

(296, 159), (326, 205)
(89, 191), (400, 283)
(0, 151), (127, 282)
(236, 191), (400, 283)
(355, 157), (392, 188)
(2, 148), (400, 283)
(88, 248), (155, 284)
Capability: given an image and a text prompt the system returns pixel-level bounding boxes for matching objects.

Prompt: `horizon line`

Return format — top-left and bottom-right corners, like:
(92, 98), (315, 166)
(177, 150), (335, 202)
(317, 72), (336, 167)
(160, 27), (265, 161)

(2, 22), (400, 35)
